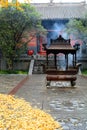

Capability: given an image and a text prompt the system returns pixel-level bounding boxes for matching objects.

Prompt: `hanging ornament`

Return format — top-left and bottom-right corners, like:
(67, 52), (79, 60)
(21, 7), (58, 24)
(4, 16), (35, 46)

(27, 50), (34, 55)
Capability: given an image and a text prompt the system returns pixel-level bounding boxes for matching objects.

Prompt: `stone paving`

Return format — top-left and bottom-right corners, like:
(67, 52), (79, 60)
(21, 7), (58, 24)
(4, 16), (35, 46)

(0, 74), (26, 94)
(0, 74), (87, 130)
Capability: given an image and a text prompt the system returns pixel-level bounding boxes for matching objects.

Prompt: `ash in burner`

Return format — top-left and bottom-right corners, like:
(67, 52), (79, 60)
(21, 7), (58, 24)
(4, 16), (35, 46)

(50, 81), (71, 87)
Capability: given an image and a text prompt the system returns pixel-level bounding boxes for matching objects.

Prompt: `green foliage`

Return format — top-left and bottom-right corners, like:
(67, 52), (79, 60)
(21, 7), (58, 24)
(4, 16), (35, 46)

(66, 15), (87, 40)
(82, 69), (87, 75)
(0, 4), (45, 70)
(67, 19), (83, 32)
(0, 70), (27, 74)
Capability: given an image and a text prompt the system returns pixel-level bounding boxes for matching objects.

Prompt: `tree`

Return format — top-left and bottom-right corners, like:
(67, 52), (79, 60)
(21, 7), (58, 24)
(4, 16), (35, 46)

(0, 4), (45, 70)
(66, 15), (87, 43)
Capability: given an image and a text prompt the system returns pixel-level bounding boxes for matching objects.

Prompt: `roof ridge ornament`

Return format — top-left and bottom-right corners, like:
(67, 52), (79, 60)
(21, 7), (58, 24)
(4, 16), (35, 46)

(49, 0), (54, 6)
(50, 0), (53, 3)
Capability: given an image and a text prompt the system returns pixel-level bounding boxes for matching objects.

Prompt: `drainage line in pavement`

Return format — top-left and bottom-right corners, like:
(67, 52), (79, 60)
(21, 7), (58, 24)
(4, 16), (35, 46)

(8, 76), (29, 95)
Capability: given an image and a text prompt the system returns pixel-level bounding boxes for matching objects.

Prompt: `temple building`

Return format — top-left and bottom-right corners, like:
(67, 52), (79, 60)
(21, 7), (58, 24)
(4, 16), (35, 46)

(28, 1), (87, 69)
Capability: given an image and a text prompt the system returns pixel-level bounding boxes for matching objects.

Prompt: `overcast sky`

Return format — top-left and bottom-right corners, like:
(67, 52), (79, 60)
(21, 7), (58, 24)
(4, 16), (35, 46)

(31, 0), (86, 3)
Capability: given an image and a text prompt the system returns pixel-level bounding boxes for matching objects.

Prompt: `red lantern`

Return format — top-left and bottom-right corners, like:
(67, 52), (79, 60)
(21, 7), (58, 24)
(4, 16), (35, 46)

(27, 50), (34, 56)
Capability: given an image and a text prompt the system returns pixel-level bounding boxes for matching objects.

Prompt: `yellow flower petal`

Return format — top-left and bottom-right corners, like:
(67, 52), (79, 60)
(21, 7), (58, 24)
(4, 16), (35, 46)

(0, 93), (63, 130)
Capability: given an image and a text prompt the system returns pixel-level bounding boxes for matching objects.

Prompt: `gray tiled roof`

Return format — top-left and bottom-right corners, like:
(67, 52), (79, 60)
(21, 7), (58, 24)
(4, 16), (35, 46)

(32, 3), (87, 19)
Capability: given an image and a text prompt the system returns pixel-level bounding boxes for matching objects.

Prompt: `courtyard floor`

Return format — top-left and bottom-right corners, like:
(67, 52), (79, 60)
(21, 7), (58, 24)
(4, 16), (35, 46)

(0, 74), (87, 130)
